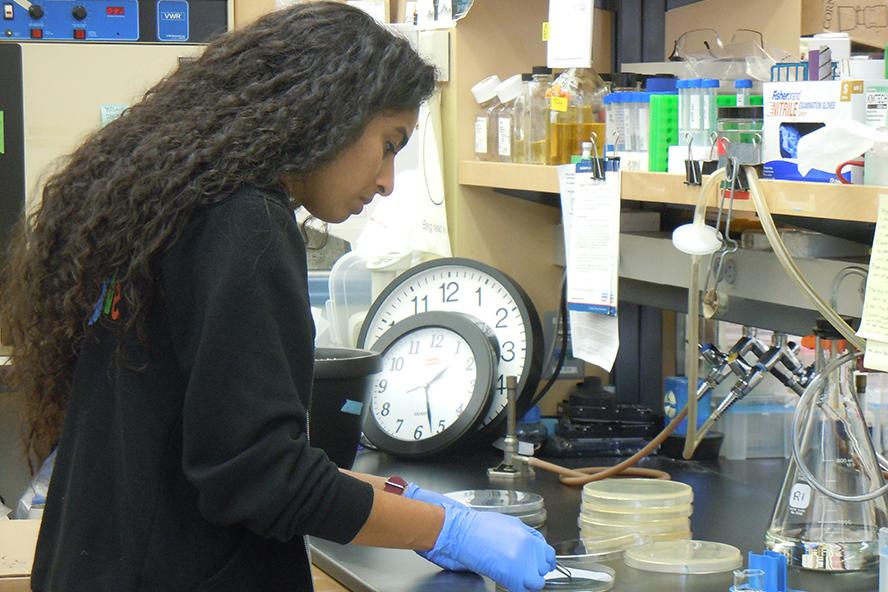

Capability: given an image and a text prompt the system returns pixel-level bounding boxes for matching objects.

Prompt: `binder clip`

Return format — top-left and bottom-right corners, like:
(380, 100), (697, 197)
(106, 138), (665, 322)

(684, 132), (718, 186)
(575, 134), (607, 180)
(589, 134), (605, 180)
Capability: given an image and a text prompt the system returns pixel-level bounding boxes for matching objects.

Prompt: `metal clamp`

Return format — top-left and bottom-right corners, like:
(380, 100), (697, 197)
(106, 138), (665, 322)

(488, 375), (534, 480)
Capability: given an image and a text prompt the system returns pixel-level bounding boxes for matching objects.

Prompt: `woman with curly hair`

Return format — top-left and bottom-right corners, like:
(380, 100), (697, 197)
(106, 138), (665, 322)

(0, 3), (554, 591)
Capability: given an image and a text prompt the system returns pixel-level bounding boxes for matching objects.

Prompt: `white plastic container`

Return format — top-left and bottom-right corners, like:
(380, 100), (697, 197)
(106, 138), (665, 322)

(326, 252), (373, 347)
(718, 393), (793, 460)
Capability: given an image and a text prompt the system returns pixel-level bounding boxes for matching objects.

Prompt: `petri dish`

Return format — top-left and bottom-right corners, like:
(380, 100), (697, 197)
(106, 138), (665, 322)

(495, 564), (615, 592)
(582, 479), (693, 510)
(580, 525), (691, 544)
(624, 540), (742, 575)
(578, 514), (690, 535)
(516, 507), (547, 529)
(579, 504), (692, 523)
(555, 536), (641, 563)
(444, 489), (545, 514)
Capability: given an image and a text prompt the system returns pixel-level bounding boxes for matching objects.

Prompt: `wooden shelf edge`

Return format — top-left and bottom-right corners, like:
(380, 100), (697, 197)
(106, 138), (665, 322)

(457, 161), (883, 223)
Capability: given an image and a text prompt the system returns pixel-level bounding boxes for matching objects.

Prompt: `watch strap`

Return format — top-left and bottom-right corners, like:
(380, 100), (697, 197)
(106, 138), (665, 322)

(383, 475), (408, 495)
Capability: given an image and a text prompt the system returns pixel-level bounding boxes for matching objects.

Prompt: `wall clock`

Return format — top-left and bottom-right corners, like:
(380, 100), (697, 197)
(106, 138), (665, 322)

(362, 312), (499, 457)
(357, 258), (543, 442)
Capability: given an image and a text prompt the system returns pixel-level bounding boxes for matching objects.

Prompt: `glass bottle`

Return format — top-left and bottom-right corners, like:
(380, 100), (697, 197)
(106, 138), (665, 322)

(471, 75), (502, 161)
(765, 328), (888, 571)
(546, 67), (608, 165)
(511, 73), (533, 164)
(526, 66), (553, 165)
(493, 74), (524, 163)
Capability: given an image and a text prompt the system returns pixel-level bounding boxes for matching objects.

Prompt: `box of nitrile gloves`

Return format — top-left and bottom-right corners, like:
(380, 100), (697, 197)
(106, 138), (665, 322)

(763, 80), (866, 182)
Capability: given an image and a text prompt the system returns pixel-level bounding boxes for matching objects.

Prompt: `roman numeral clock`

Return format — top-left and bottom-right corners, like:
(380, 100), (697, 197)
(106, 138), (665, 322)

(357, 258), (543, 458)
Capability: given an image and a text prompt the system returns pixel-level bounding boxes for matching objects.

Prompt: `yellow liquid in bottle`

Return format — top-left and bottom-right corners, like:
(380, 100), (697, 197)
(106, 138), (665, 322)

(549, 121), (606, 164)
(512, 139), (527, 164)
(528, 140), (547, 165)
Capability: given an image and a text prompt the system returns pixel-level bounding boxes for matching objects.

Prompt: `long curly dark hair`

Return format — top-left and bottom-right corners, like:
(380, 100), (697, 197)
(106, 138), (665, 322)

(0, 1), (436, 465)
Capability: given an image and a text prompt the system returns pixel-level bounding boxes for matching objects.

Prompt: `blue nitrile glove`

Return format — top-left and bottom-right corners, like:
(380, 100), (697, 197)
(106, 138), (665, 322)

(404, 483), (470, 571)
(404, 483), (465, 510)
(423, 504), (556, 592)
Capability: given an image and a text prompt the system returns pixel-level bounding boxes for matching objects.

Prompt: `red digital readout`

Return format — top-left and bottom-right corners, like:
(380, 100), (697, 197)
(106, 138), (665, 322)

(106, 6), (125, 15)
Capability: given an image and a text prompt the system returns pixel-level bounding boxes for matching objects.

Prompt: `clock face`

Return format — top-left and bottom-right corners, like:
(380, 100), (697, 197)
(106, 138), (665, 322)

(362, 312), (498, 457)
(358, 258), (543, 441)
(373, 327), (477, 442)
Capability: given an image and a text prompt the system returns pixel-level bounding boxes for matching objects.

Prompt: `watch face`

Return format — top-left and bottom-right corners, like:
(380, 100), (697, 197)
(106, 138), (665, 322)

(362, 312), (498, 457)
(358, 258), (543, 441)
(373, 327), (476, 442)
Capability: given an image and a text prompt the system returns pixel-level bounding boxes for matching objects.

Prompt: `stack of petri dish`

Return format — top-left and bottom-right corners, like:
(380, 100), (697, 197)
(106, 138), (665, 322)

(445, 489), (547, 529)
(578, 479), (693, 545)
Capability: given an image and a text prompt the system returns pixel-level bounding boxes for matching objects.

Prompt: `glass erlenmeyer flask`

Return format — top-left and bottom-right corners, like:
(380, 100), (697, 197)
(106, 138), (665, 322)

(765, 324), (888, 571)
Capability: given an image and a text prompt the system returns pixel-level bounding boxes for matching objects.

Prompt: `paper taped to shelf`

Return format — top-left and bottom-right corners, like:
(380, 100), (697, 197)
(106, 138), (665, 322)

(546, 0), (593, 69)
(864, 339), (888, 372)
(858, 194), (888, 344)
(557, 164), (620, 371)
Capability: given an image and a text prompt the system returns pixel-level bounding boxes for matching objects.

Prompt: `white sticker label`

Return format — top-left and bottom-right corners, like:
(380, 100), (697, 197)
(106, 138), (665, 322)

(689, 94), (702, 130)
(475, 116), (488, 154)
(702, 94), (712, 131)
(498, 117), (511, 157)
(789, 482), (812, 510)
(866, 88), (888, 127)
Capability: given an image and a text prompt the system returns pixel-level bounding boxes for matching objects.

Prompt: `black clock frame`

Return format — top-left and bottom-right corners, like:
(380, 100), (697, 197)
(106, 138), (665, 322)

(357, 257), (544, 445)
(362, 312), (499, 458)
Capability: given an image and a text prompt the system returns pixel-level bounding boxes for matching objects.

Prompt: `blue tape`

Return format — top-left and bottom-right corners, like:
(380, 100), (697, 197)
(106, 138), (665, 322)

(340, 400), (364, 416)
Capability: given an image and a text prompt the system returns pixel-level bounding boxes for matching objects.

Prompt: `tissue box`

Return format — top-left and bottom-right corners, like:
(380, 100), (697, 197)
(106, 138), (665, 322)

(865, 81), (888, 186)
(763, 80), (866, 182)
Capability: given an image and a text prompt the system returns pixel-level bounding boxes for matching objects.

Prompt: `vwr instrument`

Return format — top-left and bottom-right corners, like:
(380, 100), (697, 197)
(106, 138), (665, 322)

(0, 0), (228, 43)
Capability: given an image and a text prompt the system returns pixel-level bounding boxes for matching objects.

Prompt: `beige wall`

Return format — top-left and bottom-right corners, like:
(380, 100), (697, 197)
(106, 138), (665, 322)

(665, 0), (802, 59)
(233, 0), (276, 27)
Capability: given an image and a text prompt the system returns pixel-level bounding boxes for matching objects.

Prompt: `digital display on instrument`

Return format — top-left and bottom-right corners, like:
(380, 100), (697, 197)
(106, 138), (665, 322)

(106, 6), (125, 16)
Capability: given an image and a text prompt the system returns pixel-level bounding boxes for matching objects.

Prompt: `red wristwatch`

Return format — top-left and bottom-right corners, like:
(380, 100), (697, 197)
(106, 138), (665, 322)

(383, 475), (408, 495)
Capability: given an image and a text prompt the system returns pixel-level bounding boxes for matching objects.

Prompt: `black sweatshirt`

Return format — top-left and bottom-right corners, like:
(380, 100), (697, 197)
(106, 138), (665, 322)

(31, 185), (374, 592)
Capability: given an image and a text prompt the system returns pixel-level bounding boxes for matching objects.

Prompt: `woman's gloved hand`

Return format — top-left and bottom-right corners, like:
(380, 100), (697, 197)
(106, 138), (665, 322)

(423, 504), (556, 592)
(404, 483), (465, 510)
(404, 483), (470, 571)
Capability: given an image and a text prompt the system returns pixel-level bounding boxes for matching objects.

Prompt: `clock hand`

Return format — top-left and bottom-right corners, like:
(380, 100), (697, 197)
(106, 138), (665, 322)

(424, 385), (433, 432)
(426, 364), (450, 386)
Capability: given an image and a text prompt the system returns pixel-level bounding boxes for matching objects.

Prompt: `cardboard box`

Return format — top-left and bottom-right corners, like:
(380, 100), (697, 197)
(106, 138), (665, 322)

(0, 520), (39, 592)
(762, 80), (867, 182)
(802, 0), (888, 50)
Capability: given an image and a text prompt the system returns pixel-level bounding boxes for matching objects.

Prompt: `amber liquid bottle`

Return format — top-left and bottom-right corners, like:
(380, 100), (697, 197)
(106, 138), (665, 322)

(547, 68), (608, 164)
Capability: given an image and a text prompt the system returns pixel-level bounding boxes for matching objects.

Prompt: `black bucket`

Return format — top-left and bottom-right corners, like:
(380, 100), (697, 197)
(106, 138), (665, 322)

(310, 347), (381, 469)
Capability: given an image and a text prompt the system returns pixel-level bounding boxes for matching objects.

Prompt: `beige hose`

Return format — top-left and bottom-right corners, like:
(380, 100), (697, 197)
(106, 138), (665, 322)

(682, 169), (728, 459)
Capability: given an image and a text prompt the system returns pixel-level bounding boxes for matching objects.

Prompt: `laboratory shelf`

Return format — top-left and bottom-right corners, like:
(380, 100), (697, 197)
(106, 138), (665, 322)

(457, 161), (885, 223)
